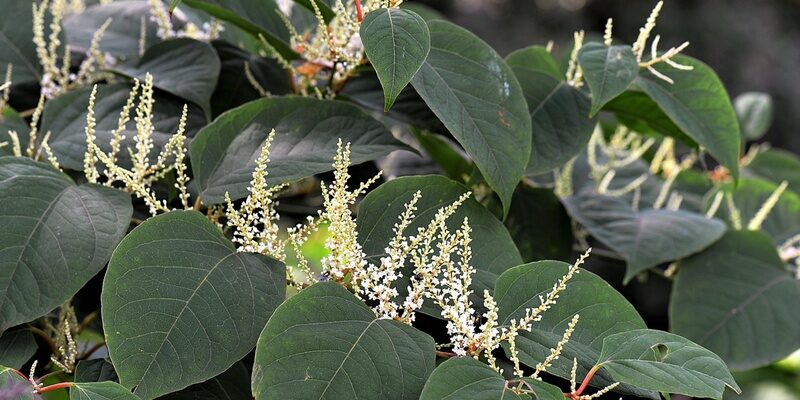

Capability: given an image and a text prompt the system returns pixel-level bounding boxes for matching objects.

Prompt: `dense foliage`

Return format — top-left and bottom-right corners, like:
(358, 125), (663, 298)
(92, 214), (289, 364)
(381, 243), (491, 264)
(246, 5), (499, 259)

(0, 0), (798, 399)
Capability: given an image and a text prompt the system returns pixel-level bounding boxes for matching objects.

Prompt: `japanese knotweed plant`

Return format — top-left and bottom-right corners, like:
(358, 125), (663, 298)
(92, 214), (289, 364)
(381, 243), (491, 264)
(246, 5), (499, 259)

(1, 0), (796, 399)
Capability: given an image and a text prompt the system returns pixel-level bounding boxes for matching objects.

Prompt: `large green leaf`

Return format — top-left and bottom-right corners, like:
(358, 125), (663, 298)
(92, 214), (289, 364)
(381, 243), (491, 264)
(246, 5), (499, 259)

(189, 96), (407, 204)
(0, 0), (40, 84)
(63, 1), (159, 61)
(0, 329), (36, 369)
(114, 38), (221, 116)
(40, 83), (207, 170)
(361, 8), (430, 111)
(356, 175), (522, 314)
(419, 357), (562, 400)
(596, 329), (740, 399)
(604, 91), (690, 144)
(745, 148), (800, 195)
(636, 55), (741, 178)
(563, 193), (726, 283)
(505, 186), (573, 262)
(734, 92), (773, 141)
(494, 260), (652, 398)
(159, 361), (251, 400)
(411, 20), (532, 216)
(0, 157), (132, 332)
(102, 210), (285, 400)
(577, 43), (638, 116)
(507, 47), (595, 175)
(707, 178), (800, 244)
(181, 0), (296, 60)
(0, 366), (34, 400)
(71, 381), (139, 400)
(252, 282), (435, 400)
(75, 359), (118, 383)
(670, 230), (800, 370)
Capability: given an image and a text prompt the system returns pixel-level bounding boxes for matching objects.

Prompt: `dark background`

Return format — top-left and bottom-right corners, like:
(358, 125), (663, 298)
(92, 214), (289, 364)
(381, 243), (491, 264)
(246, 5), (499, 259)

(417, 0), (800, 154)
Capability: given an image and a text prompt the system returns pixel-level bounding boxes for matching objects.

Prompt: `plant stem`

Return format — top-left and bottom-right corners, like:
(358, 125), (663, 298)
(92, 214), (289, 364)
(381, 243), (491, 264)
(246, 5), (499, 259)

(354, 0), (363, 22)
(35, 381), (73, 394)
(574, 365), (601, 396)
(29, 326), (57, 354)
(435, 350), (456, 358)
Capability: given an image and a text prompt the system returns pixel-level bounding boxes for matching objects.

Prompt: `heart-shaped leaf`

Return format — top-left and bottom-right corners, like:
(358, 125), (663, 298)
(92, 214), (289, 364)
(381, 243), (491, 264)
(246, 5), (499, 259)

(670, 230), (800, 370)
(0, 157), (132, 332)
(734, 92), (773, 141)
(252, 282), (435, 400)
(356, 175), (522, 315)
(596, 329), (740, 399)
(102, 210), (286, 399)
(189, 96), (407, 203)
(636, 55), (741, 178)
(420, 357), (562, 400)
(40, 83), (207, 170)
(114, 38), (221, 116)
(71, 381), (139, 400)
(507, 47), (595, 175)
(494, 260), (652, 398)
(411, 20), (532, 216)
(563, 193), (726, 283)
(361, 8), (430, 111)
(0, 329), (36, 369)
(577, 43), (638, 116)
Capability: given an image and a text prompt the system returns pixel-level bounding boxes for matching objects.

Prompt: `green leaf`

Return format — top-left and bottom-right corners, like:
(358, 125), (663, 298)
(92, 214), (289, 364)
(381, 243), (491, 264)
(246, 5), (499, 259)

(0, 108), (30, 156)
(252, 282), (435, 400)
(181, 0), (297, 60)
(0, 157), (132, 333)
(75, 359), (118, 383)
(411, 20), (532, 216)
(507, 47), (595, 174)
(40, 83), (207, 170)
(506, 186), (573, 262)
(596, 329), (740, 399)
(159, 361), (251, 400)
(0, 366), (34, 400)
(494, 260), (652, 398)
(411, 130), (471, 181)
(636, 55), (741, 178)
(102, 210), (286, 400)
(670, 230), (800, 370)
(292, 0), (336, 23)
(707, 178), (800, 244)
(603, 91), (690, 144)
(63, 1), (159, 60)
(71, 381), (139, 400)
(400, 3), (446, 22)
(361, 8), (430, 111)
(745, 148), (800, 194)
(0, 329), (36, 369)
(563, 193), (726, 283)
(734, 92), (773, 141)
(577, 43), (638, 116)
(113, 38), (221, 116)
(210, 41), (291, 118)
(356, 175), (522, 315)
(189, 96), (407, 204)
(0, 0), (41, 83)
(419, 357), (562, 400)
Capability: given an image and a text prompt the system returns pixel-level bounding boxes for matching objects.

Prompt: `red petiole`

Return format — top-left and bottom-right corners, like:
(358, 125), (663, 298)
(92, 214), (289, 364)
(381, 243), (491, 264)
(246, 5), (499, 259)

(355, 0), (363, 22)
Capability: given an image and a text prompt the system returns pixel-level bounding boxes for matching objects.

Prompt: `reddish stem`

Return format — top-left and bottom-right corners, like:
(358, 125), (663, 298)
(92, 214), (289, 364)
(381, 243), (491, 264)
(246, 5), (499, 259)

(11, 369), (28, 381)
(355, 0), (363, 22)
(435, 350), (456, 358)
(574, 365), (600, 396)
(35, 381), (73, 394)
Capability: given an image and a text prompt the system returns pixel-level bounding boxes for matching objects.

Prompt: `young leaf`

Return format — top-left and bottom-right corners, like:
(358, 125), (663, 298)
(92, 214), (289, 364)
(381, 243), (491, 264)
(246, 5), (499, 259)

(507, 47), (595, 175)
(71, 381), (139, 400)
(494, 261), (653, 398)
(734, 92), (773, 141)
(596, 329), (740, 399)
(361, 8), (430, 111)
(636, 55), (741, 178)
(563, 193), (726, 283)
(0, 329), (36, 369)
(411, 20), (532, 216)
(113, 38), (221, 117)
(419, 357), (562, 400)
(356, 175), (522, 315)
(102, 210), (286, 400)
(0, 157), (132, 333)
(577, 43), (638, 116)
(670, 230), (800, 370)
(252, 282), (436, 400)
(189, 97), (407, 204)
